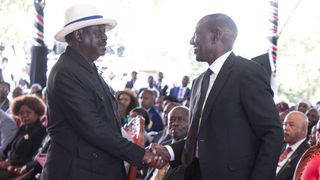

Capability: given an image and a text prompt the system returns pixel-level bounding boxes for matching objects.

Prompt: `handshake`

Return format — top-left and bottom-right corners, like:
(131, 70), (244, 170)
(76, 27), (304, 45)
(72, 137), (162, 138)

(142, 143), (170, 169)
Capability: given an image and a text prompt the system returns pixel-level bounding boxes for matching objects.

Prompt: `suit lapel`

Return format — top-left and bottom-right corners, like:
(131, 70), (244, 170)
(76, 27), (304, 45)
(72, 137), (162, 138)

(199, 53), (236, 128)
(91, 65), (121, 131)
(277, 140), (310, 175)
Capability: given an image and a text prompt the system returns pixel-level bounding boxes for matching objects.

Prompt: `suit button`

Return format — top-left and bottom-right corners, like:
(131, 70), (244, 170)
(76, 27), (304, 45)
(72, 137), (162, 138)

(92, 153), (98, 158)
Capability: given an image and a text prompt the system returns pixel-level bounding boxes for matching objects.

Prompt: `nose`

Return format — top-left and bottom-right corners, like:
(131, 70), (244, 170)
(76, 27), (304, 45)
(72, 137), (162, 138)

(283, 124), (288, 131)
(102, 33), (108, 40)
(189, 35), (195, 45)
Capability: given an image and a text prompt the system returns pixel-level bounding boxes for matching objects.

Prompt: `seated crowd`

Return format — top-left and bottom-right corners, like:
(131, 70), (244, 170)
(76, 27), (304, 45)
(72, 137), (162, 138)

(1, 72), (320, 180)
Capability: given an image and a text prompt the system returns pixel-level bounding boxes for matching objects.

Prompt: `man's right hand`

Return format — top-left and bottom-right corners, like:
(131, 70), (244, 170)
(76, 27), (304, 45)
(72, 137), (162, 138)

(143, 143), (170, 169)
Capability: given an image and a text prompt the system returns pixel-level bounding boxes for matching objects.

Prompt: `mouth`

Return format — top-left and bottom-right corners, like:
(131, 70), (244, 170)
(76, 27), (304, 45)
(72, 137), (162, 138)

(193, 46), (199, 54)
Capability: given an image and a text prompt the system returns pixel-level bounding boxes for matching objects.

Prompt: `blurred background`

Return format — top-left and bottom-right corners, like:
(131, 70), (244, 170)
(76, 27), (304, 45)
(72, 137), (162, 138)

(0, 0), (319, 105)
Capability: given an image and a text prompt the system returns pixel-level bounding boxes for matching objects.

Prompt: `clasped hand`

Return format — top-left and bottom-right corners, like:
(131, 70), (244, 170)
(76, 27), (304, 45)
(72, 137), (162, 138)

(143, 143), (170, 169)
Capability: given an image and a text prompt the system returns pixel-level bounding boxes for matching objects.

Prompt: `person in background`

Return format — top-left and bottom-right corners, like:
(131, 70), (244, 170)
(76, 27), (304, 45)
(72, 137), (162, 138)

(30, 83), (43, 98)
(0, 95), (46, 179)
(169, 75), (191, 103)
(41, 4), (162, 180)
(12, 86), (23, 99)
(0, 81), (10, 112)
(0, 109), (17, 159)
(139, 89), (163, 132)
(152, 102), (180, 144)
(156, 72), (168, 96)
(293, 120), (320, 180)
(125, 71), (138, 90)
(297, 100), (311, 114)
(305, 107), (319, 138)
(138, 76), (160, 98)
(115, 89), (139, 125)
(146, 106), (189, 180)
(275, 111), (310, 180)
(308, 125), (317, 146)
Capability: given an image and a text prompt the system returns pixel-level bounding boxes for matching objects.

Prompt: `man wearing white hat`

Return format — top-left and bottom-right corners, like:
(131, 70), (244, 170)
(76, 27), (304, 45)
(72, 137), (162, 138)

(41, 4), (165, 180)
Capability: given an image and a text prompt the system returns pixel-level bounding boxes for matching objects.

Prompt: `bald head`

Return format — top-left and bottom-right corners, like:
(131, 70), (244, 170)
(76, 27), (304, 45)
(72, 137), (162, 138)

(191, 13), (238, 64)
(201, 13), (238, 50)
(283, 111), (308, 145)
(162, 102), (180, 126)
(168, 106), (189, 141)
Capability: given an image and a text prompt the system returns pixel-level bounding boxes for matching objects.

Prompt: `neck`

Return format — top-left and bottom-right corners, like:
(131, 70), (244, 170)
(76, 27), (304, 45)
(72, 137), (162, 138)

(69, 45), (97, 64)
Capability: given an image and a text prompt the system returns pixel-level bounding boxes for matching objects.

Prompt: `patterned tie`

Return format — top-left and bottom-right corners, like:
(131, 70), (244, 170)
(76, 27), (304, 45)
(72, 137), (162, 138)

(154, 164), (169, 180)
(182, 69), (212, 165)
(278, 146), (292, 163)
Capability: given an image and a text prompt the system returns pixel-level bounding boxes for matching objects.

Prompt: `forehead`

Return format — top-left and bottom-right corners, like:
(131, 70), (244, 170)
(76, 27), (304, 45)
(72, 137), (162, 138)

(0, 83), (9, 88)
(119, 93), (130, 98)
(298, 102), (308, 107)
(19, 105), (33, 111)
(83, 24), (106, 32)
(285, 113), (306, 124)
(196, 17), (211, 30)
(169, 109), (185, 118)
(307, 109), (318, 114)
(141, 91), (153, 97)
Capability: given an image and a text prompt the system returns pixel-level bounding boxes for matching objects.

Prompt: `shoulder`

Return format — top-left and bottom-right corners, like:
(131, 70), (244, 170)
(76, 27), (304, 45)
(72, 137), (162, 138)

(231, 55), (270, 82)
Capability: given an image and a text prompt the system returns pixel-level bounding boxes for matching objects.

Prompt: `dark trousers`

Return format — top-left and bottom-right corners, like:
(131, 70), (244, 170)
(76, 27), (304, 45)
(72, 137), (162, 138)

(185, 158), (202, 180)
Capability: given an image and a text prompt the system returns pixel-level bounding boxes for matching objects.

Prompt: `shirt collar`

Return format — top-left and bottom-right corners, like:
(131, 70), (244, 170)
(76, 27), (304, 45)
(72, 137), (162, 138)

(208, 50), (232, 75)
(286, 138), (306, 152)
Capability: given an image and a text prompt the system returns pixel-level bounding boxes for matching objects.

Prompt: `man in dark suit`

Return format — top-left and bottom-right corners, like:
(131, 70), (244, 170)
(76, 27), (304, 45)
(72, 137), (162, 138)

(140, 89), (164, 132)
(41, 4), (162, 180)
(145, 106), (189, 180)
(150, 13), (284, 180)
(170, 75), (191, 103)
(125, 71), (137, 89)
(275, 111), (310, 180)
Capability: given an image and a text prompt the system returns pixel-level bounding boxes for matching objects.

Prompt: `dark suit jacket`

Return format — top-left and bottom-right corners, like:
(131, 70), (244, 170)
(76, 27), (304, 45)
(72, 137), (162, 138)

(41, 47), (145, 180)
(145, 138), (172, 180)
(170, 53), (283, 180)
(4, 120), (46, 166)
(169, 87), (191, 103)
(125, 80), (134, 89)
(147, 106), (164, 132)
(275, 140), (310, 180)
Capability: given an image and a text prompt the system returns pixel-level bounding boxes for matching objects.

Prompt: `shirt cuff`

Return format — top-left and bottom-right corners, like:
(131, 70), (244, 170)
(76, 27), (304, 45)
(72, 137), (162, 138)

(164, 145), (175, 161)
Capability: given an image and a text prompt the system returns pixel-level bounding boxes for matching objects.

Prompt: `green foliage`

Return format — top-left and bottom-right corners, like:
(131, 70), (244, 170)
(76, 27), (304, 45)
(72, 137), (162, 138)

(277, 31), (320, 104)
(0, 0), (33, 45)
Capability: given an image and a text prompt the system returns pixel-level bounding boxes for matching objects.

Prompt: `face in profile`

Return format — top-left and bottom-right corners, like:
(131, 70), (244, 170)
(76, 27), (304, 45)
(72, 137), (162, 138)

(190, 18), (215, 63)
(80, 25), (107, 60)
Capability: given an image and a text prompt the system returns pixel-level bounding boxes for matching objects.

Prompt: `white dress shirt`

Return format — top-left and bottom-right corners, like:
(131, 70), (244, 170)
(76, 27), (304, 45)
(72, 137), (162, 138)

(276, 138), (306, 174)
(165, 51), (233, 161)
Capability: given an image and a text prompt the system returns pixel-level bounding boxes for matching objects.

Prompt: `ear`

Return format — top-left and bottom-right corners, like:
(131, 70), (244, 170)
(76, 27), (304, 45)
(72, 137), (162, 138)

(211, 29), (222, 43)
(74, 29), (83, 41)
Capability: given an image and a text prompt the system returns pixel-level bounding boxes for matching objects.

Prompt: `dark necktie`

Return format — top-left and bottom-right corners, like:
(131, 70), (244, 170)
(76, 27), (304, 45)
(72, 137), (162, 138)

(183, 68), (212, 165)
(278, 146), (292, 163)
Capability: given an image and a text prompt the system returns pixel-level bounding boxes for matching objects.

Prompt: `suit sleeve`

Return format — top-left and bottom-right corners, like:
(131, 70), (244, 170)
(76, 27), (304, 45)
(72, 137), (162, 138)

(0, 117), (17, 158)
(53, 70), (145, 165)
(169, 139), (185, 167)
(240, 63), (283, 180)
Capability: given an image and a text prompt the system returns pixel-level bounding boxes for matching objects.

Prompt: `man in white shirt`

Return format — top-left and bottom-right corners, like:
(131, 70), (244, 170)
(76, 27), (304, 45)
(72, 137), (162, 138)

(275, 111), (310, 180)
(147, 13), (283, 180)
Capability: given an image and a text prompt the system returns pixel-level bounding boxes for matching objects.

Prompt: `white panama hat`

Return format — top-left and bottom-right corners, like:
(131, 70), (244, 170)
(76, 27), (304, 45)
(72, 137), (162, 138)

(55, 4), (117, 42)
